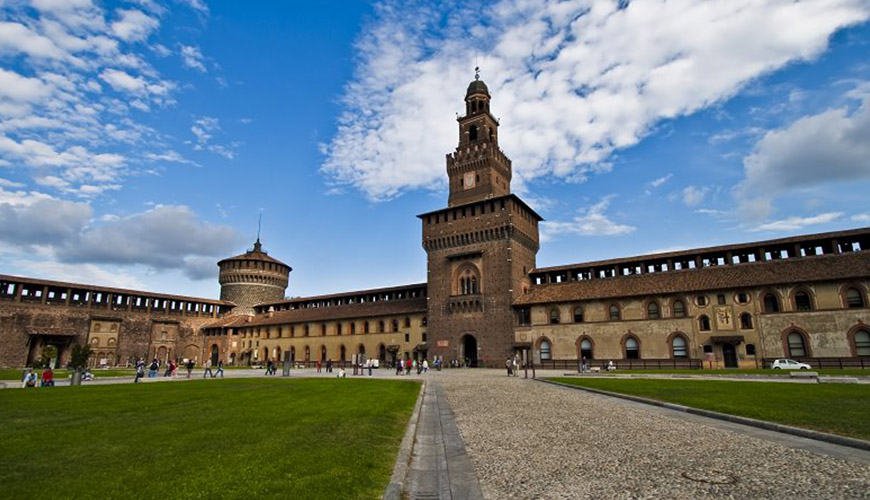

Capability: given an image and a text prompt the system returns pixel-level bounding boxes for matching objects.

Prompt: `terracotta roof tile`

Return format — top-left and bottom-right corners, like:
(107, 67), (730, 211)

(515, 251), (870, 305)
(240, 297), (427, 327)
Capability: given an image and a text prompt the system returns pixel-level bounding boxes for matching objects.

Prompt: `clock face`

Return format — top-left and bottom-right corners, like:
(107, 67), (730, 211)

(464, 172), (475, 189)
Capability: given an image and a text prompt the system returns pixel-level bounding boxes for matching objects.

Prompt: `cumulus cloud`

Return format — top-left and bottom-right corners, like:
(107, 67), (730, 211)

(110, 9), (159, 42)
(540, 196), (634, 241)
(321, 0), (870, 201)
(0, 189), (240, 280)
(749, 212), (843, 232)
(738, 96), (870, 220)
(180, 44), (206, 71)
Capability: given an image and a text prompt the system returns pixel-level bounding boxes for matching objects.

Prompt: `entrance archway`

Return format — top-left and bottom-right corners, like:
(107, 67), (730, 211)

(461, 334), (478, 367)
(210, 344), (219, 365)
(722, 343), (738, 368)
(378, 344), (386, 362)
(290, 346), (296, 362)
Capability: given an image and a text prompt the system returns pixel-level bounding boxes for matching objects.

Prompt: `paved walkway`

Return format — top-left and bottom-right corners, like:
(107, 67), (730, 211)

(404, 381), (484, 500)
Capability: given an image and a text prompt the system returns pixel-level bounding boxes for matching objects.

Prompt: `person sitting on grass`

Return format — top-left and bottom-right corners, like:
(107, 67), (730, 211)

(338, 367), (346, 378)
(41, 366), (54, 387)
(22, 368), (37, 388)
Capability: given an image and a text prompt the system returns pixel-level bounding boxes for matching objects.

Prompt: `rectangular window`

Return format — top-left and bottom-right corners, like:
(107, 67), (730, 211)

(404, 333), (410, 343)
(717, 294), (726, 305)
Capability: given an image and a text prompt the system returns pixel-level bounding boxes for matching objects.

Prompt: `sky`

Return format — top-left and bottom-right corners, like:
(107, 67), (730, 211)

(0, 0), (869, 300)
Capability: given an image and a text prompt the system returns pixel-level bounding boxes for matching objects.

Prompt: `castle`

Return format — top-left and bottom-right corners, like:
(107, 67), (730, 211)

(2, 78), (869, 370)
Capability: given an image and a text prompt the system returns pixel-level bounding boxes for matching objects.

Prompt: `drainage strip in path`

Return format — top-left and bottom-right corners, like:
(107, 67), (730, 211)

(385, 381), (484, 500)
(541, 379), (870, 454)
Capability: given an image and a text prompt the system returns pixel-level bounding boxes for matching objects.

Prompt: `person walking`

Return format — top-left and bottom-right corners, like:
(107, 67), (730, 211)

(185, 359), (194, 378)
(135, 358), (145, 383)
(326, 359), (332, 373)
(396, 358), (403, 376)
(170, 359), (178, 378)
(405, 358), (412, 375)
(367, 358), (373, 377)
(512, 356), (519, 377)
(148, 358), (159, 378)
(423, 359), (429, 374)
(505, 357), (512, 377)
(203, 358), (214, 378)
(215, 359), (224, 378)
(316, 360), (321, 374)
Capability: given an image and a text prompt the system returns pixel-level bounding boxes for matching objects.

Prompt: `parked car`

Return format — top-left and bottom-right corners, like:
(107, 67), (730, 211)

(771, 358), (812, 370)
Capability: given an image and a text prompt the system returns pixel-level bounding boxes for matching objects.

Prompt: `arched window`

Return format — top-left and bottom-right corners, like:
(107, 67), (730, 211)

(787, 332), (807, 357)
(739, 313), (753, 330)
(625, 337), (639, 359)
(378, 321), (385, 333)
(363, 322), (369, 334)
(763, 293), (780, 313)
(673, 300), (686, 318)
(350, 323), (356, 335)
(456, 265), (481, 296)
(672, 336), (688, 359)
(304, 325), (310, 337)
(392, 319), (399, 332)
(609, 304), (620, 321)
(539, 340), (551, 361)
(854, 329), (870, 357)
(845, 288), (865, 308)
(699, 315), (711, 331)
(647, 302), (659, 320)
(794, 290), (813, 311)
(340, 345), (346, 361)
(580, 338), (593, 359)
(549, 309), (560, 324)
(573, 307), (584, 323)
(336, 322), (342, 336)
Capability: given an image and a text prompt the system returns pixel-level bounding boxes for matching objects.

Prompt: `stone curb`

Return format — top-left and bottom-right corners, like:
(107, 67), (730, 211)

(540, 379), (870, 453)
(383, 381), (426, 500)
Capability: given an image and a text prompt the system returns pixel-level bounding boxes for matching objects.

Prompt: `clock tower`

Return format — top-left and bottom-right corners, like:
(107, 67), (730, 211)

(447, 74), (512, 207)
(420, 73), (541, 367)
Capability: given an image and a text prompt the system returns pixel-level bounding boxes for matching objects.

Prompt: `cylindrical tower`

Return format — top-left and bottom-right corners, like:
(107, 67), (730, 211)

(217, 239), (290, 315)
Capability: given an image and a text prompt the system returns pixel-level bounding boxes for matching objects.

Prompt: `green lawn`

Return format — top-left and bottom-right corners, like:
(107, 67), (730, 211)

(0, 378), (420, 499)
(551, 377), (870, 440)
(581, 368), (870, 376)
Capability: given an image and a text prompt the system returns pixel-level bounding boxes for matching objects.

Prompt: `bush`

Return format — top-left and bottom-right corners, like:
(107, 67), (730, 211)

(36, 345), (58, 369)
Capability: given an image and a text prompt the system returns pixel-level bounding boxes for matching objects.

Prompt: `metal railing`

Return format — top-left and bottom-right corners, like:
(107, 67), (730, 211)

(532, 358), (703, 370)
(762, 357), (869, 369)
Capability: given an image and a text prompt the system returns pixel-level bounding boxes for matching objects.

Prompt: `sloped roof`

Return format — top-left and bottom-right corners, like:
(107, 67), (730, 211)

(515, 251), (870, 305)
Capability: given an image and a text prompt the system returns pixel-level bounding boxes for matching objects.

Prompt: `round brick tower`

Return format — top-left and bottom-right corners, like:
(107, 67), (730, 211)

(218, 239), (290, 315)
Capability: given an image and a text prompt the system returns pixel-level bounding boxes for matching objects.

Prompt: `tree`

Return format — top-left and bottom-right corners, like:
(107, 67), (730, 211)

(36, 345), (58, 369)
(69, 344), (92, 371)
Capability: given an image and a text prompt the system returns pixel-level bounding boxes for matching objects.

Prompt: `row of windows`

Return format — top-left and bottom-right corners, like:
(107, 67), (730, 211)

(221, 259), (286, 272)
(238, 317), (427, 338)
(536, 328), (870, 360)
(530, 287), (868, 326)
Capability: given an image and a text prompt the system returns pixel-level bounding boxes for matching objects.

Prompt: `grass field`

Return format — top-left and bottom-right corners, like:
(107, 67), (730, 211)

(0, 378), (419, 499)
(585, 368), (870, 376)
(0, 368), (138, 380)
(551, 377), (870, 440)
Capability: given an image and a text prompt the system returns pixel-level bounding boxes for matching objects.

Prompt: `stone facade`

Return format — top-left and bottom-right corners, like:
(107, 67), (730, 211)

(2, 79), (869, 371)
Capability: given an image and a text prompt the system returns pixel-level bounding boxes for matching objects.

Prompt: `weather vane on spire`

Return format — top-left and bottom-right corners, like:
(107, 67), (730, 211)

(256, 212), (262, 243)
(474, 65), (480, 81)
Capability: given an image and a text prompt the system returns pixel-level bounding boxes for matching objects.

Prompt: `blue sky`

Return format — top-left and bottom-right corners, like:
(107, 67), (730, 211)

(1, 0), (869, 300)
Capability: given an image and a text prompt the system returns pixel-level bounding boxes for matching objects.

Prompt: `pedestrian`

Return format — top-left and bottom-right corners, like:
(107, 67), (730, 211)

(505, 357), (512, 376)
(405, 358), (412, 375)
(41, 365), (55, 387)
(135, 358), (145, 383)
(170, 359), (178, 378)
(338, 367), (346, 378)
(326, 359), (332, 373)
(22, 368), (37, 388)
(148, 358), (159, 378)
(185, 359), (194, 378)
(423, 359), (429, 373)
(396, 359), (403, 376)
(203, 358), (214, 378)
(512, 356), (519, 377)
(215, 359), (224, 378)
(581, 356), (588, 373)
(367, 358), (373, 377)
(316, 360), (321, 373)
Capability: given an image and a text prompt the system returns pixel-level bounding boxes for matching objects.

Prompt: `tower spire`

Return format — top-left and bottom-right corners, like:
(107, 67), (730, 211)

(253, 212), (263, 252)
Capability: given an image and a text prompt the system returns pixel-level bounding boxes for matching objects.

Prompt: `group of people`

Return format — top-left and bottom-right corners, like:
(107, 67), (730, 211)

(134, 357), (208, 383)
(395, 358), (435, 375)
(21, 366), (55, 388)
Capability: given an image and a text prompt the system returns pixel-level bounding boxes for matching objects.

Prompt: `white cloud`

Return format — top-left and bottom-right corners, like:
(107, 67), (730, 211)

(110, 9), (159, 42)
(99, 68), (147, 92)
(0, 21), (69, 60)
(190, 116), (236, 159)
(749, 212), (843, 232)
(322, 0), (870, 201)
(852, 213), (870, 223)
(648, 174), (672, 189)
(682, 185), (710, 206)
(0, 69), (53, 102)
(540, 196), (634, 241)
(180, 44), (206, 72)
(178, 0), (210, 15)
(738, 97), (870, 220)
(11, 259), (145, 289)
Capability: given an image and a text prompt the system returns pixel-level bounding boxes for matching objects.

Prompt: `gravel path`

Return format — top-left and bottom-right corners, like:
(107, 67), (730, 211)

(439, 370), (870, 499)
